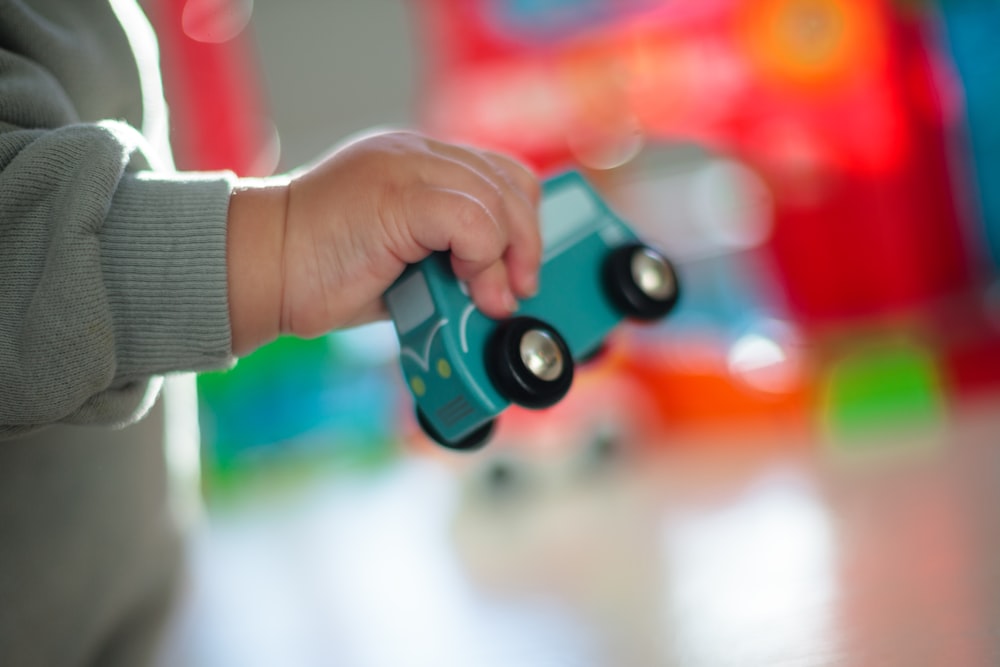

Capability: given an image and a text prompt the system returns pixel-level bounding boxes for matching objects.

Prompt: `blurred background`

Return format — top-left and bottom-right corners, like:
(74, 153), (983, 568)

(146, 0), (1000, 665)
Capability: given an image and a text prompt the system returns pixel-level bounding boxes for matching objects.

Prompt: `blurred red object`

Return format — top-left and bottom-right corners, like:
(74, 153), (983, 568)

(409, 0), (973, 327)
(147, 0), (275, 176)
(929, 291), (1000, 399)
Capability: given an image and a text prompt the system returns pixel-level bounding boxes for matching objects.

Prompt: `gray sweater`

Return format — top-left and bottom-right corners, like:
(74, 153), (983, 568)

(1, 0), (238, 663)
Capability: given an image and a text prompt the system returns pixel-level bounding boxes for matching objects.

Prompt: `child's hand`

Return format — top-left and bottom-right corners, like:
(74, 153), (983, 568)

(227, 131), (542, 356)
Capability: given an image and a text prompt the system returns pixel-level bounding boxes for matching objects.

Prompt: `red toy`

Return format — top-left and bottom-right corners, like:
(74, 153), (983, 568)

(408, 0), (973, 328)
(148, 0), (276, 176)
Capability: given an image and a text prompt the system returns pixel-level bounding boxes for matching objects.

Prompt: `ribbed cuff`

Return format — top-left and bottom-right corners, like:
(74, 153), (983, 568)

(101, 170), (237, 378)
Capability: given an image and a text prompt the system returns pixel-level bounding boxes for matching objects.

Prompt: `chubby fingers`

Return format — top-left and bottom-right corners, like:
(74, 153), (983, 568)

(412, 141), (542, 318)
(480, 150), (543, 299)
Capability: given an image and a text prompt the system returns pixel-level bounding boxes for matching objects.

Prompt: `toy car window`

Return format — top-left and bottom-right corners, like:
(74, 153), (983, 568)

(540, 182), (600, 253)
(386, 271), (435, 335)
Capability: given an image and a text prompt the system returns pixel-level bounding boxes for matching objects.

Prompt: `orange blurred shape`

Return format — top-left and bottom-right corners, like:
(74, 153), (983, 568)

(622, 333), (816, 443)
(737, 0), (887, 93)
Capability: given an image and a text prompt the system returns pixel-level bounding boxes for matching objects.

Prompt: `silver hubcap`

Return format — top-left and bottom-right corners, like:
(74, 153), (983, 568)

(631, 248), (675, 301)
(519, 329), (564, 381)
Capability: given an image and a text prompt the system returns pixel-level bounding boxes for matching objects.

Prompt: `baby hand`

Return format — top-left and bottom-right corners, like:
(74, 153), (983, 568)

(227, 131), (542, 355)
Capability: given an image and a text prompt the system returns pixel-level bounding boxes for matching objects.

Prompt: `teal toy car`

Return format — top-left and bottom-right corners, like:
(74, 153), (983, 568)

(385, 170), (679, 450)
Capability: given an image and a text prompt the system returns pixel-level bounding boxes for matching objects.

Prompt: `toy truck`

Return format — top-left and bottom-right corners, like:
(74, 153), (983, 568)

(385, 170), (679, 450)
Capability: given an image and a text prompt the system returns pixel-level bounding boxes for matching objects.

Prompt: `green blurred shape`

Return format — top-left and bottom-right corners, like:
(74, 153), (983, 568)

(198, 334), (339, 402)
(821, 337), (945, 443)
(197, 334), (400, 486)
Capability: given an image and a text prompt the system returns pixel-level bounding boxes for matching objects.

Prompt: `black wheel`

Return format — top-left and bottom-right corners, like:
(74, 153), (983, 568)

(603, 243), (680, 321)
(416, 407), (495, 451)
(487, 317), (574, 409)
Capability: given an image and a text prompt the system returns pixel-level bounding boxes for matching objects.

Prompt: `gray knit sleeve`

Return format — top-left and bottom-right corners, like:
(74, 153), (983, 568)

(0, 121), (236, 438)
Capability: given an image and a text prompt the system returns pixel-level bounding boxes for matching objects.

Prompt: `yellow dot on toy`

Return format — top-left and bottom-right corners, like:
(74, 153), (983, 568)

(410, 376), (426, 397)
(437, 359), (452, 379)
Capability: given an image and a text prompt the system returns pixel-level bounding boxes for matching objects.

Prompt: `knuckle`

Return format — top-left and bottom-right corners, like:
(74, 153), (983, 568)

(489, 153), (538, 197)
(456, 194), (498, 233)
(481, 181), (506, 216)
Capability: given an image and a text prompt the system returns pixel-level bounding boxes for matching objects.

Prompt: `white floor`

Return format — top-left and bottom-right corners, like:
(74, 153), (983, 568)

(157, 398), (1000, 666)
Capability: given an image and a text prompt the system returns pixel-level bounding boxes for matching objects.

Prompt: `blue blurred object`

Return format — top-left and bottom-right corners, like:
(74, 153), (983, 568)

(486, 0), (653, 40)
(604, 145), (787, 345)
(659, 249), (787, 344)
(937, 0), (1000, 271)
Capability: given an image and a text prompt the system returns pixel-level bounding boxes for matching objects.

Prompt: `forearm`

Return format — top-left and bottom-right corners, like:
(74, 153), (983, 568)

(0, 0), (241, 437)
(0, 123), (236, 435)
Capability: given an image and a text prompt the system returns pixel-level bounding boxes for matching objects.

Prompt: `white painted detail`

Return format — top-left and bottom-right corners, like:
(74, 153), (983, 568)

(459, 303), (476, 355)
(399, 319), (448, 372)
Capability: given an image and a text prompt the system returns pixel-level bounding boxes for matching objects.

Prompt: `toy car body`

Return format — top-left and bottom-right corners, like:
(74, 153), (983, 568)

(385, 170), (678, 449)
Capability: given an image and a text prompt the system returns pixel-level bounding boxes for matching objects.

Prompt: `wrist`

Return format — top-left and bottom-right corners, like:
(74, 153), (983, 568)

(227, 179), (288, 357)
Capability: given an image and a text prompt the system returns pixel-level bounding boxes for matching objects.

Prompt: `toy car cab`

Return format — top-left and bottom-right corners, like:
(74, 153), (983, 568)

(385, 170), (679, 450)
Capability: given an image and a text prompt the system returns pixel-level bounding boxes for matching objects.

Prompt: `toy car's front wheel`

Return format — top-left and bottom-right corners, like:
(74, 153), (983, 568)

(487, 317), (574, 409)
(604, 243), (680, 320)
(416, 408), (495, 451)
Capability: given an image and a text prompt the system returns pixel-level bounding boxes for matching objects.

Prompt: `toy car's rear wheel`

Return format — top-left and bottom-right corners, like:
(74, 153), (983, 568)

(416, 407), (495, 451)
(487, 317), (574, 409)
(603, 243), (680, 321)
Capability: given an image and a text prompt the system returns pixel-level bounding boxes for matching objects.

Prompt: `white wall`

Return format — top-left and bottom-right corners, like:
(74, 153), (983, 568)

(250, 0), (418, 169)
